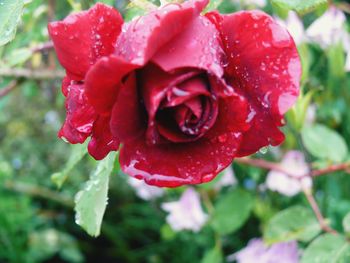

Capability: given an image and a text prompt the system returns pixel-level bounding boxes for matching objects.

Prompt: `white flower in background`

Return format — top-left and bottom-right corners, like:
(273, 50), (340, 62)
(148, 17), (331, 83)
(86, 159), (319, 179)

(161, 188), (208, 232)
(128, 177), (164, 200)
(266, 151), (312, 196)
(232, 0), (266, 8)
(227, 238), (299, 263)
(276, 11), (305, 45)
(305, 104), (317, 125)
(215, 166), (237, 189)
(306, 7), (348, 49)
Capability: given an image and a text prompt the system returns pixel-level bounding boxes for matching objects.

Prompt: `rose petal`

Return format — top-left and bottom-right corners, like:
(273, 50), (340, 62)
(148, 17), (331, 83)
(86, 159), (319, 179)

(119, 132), (242, 187)
(88, 115), (119, 160)
(163, 77), (210, 107)
(208, 10), (301, 155)
(152, 16), (224, 78)
(115, 0), (208, 65)
(204, 90), (250, 139)
(58, 83), (96, 144)
(48, 3), (123, 80)
(139, 64), (201, 144)
(85, 55), (138, 113)
(110, 73), (146, 143)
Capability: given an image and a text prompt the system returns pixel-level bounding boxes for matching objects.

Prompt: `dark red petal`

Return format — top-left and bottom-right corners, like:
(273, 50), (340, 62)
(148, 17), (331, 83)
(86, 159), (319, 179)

(204, 93), (250, 139)
(210, 10), (301, 155)
(110, 73), (146, 143)
(58, 83), (96, 144)
(163, 77), (210, 107)
(115, 0), (208, 65)
(88, 115), (119, 160)
(48, 3), (123, 80)
(152, 16), (224, 78)
(85, 55), (138, 113)
(139, 64), (200, 144)
(119, 132), (242, 187)
(236, 109), (285, 156)
(61, 76), (70, 97)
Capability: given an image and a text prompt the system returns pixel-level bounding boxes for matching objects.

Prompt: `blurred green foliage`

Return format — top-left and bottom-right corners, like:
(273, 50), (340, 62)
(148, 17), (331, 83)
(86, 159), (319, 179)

(0, 0), (350, 262)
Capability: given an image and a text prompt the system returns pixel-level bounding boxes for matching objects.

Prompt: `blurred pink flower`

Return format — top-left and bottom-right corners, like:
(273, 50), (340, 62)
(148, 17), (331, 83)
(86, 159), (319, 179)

(266, 151), (312, 196)
(306, 7), (348, 49)
(127, 177), (164, 200)
(228, 238), (299, 263)
(161, 188), (208, 232)
(276, 12), (305, 45)
(215, 166), (237, 189)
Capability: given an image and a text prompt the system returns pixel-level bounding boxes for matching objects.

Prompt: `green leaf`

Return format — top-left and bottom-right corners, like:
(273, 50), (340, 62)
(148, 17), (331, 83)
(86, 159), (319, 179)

(301, 124), (348, 163)
(124, 6), (147, 22)
(0, 0), (24, 46)
(204, 0), (223, 12)
(264, 206), (321, 244)
(327, 42), (346, 92)
(211, 189), (254, 235)
(51, 143), (87, 188)
(270, 0), (328, 14)
(200, 247), (223, 263)
(74, 152), (116, 237)
(301, 234), (350, 263)
(28, 229), (83, 263)
(4, 47), (32, 66)
(343, 212), (350, 236)
(287, 90), (315, 131)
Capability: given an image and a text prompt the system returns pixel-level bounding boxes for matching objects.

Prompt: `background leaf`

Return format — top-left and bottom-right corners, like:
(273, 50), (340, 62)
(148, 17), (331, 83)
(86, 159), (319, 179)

(301, 234), (350, 263)
(51, 143), (87, 188)
(74, 152), (116, 237)
(200, 246), (223, 263)
(211, 189), (253, 235)
(343, 212), (350, 236)
(301, 124), (348, 163)
(270, 0), (328, 14)
(264, 206), (321, 244)
(0, 0), (24, 46)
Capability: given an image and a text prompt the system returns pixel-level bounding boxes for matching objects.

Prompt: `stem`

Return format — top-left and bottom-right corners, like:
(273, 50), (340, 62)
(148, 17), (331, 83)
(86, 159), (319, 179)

(0, 68), (65, 79)
(0, 80), (18, 98)
(310, 163), (350, 177)
(4, 180), (74, 208)
(302, 188), (338, 235)
(200, 189), (214, 215)
(235, 157), (350, 179)
(235, 158), (296, 177)
(31, 41), (54, 53)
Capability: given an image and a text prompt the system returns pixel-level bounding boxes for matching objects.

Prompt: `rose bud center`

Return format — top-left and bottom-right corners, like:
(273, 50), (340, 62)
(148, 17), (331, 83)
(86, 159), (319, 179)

(138, 64), (219, 145)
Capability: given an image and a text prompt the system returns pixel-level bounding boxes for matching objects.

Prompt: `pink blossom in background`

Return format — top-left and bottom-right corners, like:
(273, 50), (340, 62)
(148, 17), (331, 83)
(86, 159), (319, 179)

(266, 151), (312, 196)
(214, 166), (237, 190)
(228, 238), (299, 263)
(161, 188), (208, 232)
(127, 177), (164, 200)
(306, 7), (348, 49)
(276, 12), (305, 45)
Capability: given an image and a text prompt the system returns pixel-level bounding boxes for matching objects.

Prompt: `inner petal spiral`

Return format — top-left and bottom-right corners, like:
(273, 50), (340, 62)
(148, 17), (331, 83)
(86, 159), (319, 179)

(155, 76), (218, 143)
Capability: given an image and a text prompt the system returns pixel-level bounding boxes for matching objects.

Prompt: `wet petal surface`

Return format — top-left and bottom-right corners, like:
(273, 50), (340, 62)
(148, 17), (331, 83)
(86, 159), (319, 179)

(48, 3), (123, 80)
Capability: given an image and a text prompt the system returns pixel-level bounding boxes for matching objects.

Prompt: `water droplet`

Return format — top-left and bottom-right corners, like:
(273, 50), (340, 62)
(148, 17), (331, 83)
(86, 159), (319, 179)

(259, 146), (269, 154)
(218, 134), (227, 143)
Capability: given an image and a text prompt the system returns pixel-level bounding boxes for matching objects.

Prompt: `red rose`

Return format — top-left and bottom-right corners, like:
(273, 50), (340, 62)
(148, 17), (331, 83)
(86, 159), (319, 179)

(48, 0), (301, 187)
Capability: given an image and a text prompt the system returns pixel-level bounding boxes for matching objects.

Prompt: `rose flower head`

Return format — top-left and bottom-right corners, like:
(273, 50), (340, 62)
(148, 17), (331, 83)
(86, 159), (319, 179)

(48, 0), (301, 187)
